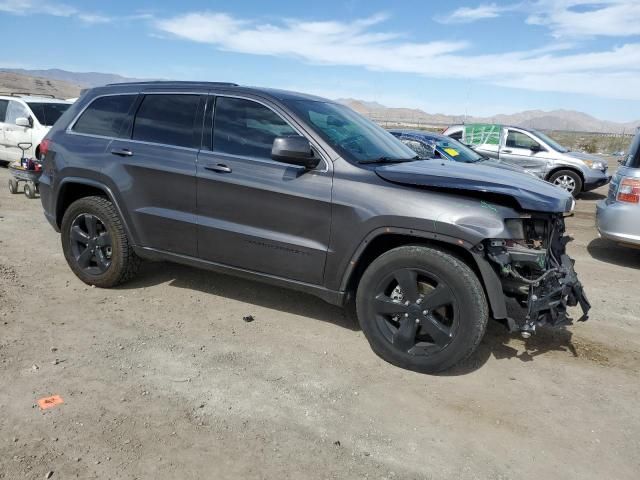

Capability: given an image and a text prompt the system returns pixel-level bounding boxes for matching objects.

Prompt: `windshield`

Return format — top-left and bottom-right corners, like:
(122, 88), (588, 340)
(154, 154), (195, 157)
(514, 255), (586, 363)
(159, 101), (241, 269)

(285, 100), (417, 163)
(27, 102), (70, 126)
(435, 137), (483, 163)
(531, 129), (569, 153)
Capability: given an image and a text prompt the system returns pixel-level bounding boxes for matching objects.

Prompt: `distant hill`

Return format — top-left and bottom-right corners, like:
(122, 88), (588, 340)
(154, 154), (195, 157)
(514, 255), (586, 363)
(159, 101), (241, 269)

(0, 68), (145, 88)
(0, 71), (82, 99)
(338, 99), (640, 134)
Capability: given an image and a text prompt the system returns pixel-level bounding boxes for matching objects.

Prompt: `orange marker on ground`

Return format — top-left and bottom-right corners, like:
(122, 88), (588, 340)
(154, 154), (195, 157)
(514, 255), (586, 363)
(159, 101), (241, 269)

(37, 395), (64, 410)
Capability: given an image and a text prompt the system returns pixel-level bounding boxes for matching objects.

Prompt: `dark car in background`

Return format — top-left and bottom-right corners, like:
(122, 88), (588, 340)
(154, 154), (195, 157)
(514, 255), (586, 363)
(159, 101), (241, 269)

(389, 130), (530, 175)
(38, 81), (589, 373)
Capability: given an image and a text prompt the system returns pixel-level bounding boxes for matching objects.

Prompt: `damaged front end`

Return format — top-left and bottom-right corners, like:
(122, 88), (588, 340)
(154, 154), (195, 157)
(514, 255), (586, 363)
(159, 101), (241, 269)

(479, 214), (591, 336)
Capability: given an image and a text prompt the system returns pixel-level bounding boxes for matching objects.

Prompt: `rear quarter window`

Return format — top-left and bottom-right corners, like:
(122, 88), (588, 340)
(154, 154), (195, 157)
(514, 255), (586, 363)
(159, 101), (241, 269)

(624, 131), (640, 168)
(73, 95), (137, 138)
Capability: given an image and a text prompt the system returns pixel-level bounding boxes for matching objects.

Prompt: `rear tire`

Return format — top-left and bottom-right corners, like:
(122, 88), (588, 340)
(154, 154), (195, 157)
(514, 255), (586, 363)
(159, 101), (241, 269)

(356, 245), (488, 374)
(549, 169), (582, 197)
(8, 178), (18, 194)
(24, 182), (36, 199)
(61, 196), (140, 288)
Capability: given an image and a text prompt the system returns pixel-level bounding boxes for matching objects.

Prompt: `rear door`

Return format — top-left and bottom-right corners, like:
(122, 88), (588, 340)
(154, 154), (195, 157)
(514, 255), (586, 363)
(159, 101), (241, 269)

(196, 95), (333, 285)
(106, 92), (203, 257)
(499, 128), (550, 176)
(3, 100), (32, 162)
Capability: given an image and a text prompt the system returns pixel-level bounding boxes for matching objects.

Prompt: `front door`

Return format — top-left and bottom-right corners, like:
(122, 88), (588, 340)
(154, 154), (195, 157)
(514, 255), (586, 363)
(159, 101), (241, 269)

(196, 95), (333, 285)
(3, 100), (32, 162)
(500, 129), (550, 176)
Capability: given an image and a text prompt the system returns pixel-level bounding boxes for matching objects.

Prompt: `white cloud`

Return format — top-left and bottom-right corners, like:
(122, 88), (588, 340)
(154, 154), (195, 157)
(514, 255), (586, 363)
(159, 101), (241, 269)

(527, 0), (640, 37)
(435, 3), (513, 24)
(154, 10), (640, 100)
(0, 0), (111, 23)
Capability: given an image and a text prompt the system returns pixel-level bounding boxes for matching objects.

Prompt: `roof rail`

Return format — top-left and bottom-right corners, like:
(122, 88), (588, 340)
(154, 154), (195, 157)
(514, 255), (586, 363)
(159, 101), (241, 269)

(104, 81), (240, 87)
(0, 92), (57, 98)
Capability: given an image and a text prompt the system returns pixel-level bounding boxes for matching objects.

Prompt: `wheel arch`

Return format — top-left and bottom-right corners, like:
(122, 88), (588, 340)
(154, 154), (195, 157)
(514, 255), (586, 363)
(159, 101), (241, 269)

(55, 178), (135, 244)
(340, 228), (508, 320)
(546, 166), (584, 184)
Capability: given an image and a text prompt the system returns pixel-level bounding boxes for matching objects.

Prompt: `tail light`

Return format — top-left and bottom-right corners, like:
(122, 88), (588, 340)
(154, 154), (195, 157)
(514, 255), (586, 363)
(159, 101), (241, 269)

(39, 139), (51, 162)
(617, 177), (640, 204)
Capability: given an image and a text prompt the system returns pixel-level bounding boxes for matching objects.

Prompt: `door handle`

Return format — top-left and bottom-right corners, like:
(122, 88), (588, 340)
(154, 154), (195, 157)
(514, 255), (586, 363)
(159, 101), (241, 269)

(111, 148), (133, 157)
(502, 149), (512, 154)
(205, 163), (232, 173)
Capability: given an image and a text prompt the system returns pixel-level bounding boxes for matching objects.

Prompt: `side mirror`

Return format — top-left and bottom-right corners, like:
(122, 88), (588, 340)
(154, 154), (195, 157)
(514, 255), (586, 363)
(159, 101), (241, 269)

(530, 143), (543, 153)
(272, 136), (320, 170)
(16, 117), (32, 128)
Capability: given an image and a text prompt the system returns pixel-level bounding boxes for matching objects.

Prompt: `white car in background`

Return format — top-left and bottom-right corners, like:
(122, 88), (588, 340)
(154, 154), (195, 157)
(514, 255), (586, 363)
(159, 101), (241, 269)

(0, 94), (72, 165)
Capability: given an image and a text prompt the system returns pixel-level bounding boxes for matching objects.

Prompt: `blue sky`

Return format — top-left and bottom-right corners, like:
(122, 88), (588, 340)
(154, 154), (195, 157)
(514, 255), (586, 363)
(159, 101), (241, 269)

(1, 0), (640, 122)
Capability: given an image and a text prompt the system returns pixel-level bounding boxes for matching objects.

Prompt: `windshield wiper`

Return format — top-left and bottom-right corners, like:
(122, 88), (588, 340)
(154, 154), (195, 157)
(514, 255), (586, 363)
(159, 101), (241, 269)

(359, 156), (419, 165)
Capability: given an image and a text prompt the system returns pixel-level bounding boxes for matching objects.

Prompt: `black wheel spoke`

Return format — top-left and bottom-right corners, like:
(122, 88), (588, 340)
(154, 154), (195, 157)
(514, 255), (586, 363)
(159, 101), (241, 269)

(374, 295), (410, 316)
(96, 232), (111, 247)
(76, 247), (93, 268)
(71, 225), (90, 244)
(95, 249), (110, 270)
(422, 284), (453, 311)
(421, 313), (452, 347)
(84, 214), (98, 237)
(392, 318), (419, 352)
(394, 269), (419, 302)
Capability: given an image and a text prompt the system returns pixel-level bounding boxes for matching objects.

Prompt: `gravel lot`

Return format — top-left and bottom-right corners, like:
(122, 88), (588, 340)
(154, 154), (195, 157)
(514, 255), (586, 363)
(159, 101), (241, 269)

(1, 161), (639, 479)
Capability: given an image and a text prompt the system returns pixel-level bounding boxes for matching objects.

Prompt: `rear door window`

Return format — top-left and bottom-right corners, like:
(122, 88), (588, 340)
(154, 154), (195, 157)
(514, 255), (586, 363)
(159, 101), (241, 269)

(212, 96), (297, 159)
(27, 102), (70, 126)
(132, 94), (200, 148)
(400, 138), (434, 158)
(0, 100), (8, 122)
(73, 95), (137, 137)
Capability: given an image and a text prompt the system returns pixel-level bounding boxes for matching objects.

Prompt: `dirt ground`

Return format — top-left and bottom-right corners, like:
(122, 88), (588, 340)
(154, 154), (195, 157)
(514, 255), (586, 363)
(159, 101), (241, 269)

(1, 162), (639, 480)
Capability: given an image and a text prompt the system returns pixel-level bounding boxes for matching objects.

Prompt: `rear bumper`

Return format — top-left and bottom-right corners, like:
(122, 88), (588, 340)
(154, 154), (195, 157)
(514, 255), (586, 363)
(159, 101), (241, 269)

(596, 200), (640, 246)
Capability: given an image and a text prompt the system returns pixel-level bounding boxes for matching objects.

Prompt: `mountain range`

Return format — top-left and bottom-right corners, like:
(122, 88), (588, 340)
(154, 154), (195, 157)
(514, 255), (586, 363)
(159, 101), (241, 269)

(1, 68), (637, 133)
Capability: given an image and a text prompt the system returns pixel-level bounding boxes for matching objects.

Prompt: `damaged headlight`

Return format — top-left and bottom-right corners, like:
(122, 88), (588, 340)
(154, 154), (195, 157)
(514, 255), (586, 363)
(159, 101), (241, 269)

(484, 214), (590, 334)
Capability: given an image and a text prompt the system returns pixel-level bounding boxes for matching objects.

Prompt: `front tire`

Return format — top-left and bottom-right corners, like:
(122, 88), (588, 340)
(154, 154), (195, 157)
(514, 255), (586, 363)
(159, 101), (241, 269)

(549, 169), (582, 197)
(61, 196), (140, 288)
(356, 246), (488, 374)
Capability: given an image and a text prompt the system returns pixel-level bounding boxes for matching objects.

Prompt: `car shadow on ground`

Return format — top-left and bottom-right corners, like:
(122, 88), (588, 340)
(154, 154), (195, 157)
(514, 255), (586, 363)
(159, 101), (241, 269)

(117, 261), (359, 331)
(580, 191), (606, 201)
(587, 237), (640, 269)
(118, 261), (584, 375)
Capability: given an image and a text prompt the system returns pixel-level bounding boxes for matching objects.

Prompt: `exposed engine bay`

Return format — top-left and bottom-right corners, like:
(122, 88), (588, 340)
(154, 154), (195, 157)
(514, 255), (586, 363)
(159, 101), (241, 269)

(481, 214), (591, 335)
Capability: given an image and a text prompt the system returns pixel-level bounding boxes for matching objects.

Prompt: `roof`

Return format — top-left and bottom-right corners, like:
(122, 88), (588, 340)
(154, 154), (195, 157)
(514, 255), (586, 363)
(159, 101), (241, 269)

(0, 94), (71, 103)
(99, 81), (331, 103)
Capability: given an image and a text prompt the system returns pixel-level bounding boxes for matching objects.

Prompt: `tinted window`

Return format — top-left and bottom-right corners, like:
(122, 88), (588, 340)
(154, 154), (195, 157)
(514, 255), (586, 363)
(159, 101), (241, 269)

(133, 94), (200, 148)
(73, 95), (137, 137)
(213, 97), (297, 159)
(0, 100), (8, 122)
(5, 101), (29, 124)
(506, 131), (539, 150)
(27, 102), (70, 126)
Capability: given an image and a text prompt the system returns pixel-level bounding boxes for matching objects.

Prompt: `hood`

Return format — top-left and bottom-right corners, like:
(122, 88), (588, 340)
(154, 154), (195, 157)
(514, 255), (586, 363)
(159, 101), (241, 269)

(478, 158), (530, 174)
(375, 160), (574, 213)
(565, 151), (600, 162)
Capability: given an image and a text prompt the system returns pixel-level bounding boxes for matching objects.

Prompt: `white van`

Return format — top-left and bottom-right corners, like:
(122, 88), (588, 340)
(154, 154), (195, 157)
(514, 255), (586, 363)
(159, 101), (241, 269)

(0, 94), (72, 165)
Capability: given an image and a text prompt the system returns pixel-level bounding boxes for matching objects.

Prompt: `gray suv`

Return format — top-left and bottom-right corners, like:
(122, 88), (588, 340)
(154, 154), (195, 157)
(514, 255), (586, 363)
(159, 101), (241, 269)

(443, 124), (611, 197)
(39, 82), (590, 373)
